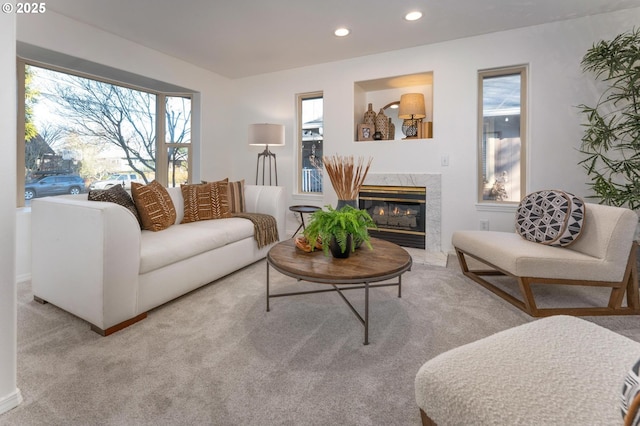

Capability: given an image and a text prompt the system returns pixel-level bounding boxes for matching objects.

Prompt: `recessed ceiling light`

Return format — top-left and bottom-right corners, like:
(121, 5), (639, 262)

(405, 11), (423, 21)
(334, 28), (350, 37)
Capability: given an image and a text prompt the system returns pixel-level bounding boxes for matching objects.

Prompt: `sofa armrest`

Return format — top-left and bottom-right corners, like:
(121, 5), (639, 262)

(244, 185), (286, 241)
(31, 195), (141, 330)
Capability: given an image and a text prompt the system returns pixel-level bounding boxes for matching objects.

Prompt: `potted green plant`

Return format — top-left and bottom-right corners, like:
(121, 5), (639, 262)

(303, 204), (376, 258)
(578, 28), (640, 211)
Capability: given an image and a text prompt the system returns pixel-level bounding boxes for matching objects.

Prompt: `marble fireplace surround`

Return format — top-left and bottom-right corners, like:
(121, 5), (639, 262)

(363, 173), (445, 266)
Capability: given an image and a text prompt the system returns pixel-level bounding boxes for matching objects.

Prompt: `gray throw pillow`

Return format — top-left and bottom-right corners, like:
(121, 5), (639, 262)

(88, 184), (142, 228)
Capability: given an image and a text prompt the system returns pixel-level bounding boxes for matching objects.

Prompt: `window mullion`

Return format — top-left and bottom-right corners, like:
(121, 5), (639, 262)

(156, 93), (167, 186)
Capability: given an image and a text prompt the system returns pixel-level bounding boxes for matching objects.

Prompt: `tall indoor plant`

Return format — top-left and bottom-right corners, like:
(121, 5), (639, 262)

(578, 28), (640, 210)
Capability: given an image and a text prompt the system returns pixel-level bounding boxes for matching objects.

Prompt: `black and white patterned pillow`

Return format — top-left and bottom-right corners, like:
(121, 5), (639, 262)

(622, 358), (640, 426)
(515, 190), (585, 247)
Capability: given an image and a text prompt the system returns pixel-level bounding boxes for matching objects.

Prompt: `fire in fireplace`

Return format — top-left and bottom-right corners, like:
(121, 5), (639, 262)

(358, 185), (426, 249)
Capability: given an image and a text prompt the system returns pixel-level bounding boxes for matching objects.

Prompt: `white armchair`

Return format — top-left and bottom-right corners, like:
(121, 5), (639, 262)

(452, 202), (639, 316)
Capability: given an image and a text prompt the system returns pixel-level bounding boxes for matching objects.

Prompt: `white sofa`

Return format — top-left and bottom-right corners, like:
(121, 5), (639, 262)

(31, 184), (286, 335)
(415, 315), (640, 425)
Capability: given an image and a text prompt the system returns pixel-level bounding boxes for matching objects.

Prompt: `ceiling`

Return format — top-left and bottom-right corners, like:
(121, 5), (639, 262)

(46, 0), (640, 79)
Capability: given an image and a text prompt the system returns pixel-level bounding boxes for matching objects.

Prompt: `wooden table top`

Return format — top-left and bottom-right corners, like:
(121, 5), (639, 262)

(267, 237), (412, 284)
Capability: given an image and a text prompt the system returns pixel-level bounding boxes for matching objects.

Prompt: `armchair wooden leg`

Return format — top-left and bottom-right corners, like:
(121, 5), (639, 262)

(420, 409), (437, 426)
(518, 277), (538, 316)
(454, 245), (640, 317)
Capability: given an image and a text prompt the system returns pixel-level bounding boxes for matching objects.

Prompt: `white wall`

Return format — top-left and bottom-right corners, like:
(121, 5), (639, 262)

(0, 12), (22, 415)
(229, 8), (640, 249)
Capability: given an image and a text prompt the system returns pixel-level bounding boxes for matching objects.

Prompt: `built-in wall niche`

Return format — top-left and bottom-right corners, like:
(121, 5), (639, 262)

(354, 72), (433, 141)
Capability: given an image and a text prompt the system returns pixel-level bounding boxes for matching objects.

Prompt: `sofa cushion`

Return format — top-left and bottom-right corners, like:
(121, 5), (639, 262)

(165, 187), (184, 224)
(131, 180), (177, 231)
(452, 230), (626, 282)
(88, 184), (142, 228)
(139, 217), (254, 274)
(181, 180), (232, 224)
(515, 189), (585, 247)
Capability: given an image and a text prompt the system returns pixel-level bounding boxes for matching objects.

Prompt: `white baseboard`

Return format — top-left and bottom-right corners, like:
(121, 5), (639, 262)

(0, 388), (23, 415)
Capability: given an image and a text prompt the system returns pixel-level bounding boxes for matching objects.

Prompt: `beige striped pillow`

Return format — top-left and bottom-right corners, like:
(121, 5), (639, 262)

(228, 179), (245, 213)
(181, 179), (232, 223)
(131, 180), (176, 231)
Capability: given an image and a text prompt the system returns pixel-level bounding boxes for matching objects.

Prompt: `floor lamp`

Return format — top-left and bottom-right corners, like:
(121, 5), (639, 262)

(249, 123), (285, 185)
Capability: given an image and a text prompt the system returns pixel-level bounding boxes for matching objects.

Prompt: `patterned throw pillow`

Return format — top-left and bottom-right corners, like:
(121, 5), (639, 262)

(515, 189), (585, 247)
(181, 179), (232, 224)
(622, 358), (640, 426)
(228, 179), (246, 213)
(88, 184), (142, 228)
(131, 180), (177, 231)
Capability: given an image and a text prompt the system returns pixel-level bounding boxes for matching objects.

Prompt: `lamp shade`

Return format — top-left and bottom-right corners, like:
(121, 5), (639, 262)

(248, 123), (285, 146)
(398, 93), (426, 119)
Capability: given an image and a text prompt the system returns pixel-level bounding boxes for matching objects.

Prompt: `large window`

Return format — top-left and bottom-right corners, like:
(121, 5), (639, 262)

(164, 95), (192, 188)
(18, 60), (192, 206)
(297, 92), (323, 194)
(478, 66), (527, 203)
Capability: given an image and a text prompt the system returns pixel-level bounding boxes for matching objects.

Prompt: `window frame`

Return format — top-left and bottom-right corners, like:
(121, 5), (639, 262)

(477, 65), (528, 205)
(296, 91), (324, 195)
(16, 58), (193, 206)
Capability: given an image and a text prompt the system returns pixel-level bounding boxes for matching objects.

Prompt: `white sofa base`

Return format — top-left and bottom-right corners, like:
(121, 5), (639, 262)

(137, 236), (270, 312)
(31, 184), (285, 335)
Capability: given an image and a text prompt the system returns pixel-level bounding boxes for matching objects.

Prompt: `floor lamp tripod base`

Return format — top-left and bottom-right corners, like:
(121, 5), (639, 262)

(255, 147), (278, 186)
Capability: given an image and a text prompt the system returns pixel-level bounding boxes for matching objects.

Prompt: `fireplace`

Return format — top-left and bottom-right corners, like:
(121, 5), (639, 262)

(359, 185), (426, 249)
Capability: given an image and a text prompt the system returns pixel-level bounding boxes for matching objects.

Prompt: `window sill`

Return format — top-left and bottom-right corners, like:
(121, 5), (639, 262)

(475, 203), (518, 213)
(292, 192), (323, 203)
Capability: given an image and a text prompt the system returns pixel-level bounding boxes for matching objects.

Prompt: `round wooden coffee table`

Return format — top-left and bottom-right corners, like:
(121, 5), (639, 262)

(266, 237), (412, 345)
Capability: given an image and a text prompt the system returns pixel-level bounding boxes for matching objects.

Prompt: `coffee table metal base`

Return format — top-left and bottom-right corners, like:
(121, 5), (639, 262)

(266, 263), (402, 345)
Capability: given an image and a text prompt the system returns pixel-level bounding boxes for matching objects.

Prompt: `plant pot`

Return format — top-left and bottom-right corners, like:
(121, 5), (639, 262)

(336, 199), (358, 210)
(329, 234), (352, 258)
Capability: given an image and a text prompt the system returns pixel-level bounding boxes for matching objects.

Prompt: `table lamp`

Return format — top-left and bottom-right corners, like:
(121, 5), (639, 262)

(398, 93), (426, 139)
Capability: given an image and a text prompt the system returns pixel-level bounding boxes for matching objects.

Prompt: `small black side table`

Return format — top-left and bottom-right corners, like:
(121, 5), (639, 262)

(289, 205), (321, 237)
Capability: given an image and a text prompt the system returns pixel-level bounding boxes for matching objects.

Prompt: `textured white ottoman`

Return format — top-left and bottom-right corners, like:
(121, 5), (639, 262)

(415, 316), (640, 425)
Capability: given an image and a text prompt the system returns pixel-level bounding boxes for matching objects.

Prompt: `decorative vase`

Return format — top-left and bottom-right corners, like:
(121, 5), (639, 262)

(363, 103), (376, 126)
(375, 108), (389, 140)
(373, 131), (383, 140)
(329, 234), (353, 258)
(388, 117), (395, 140)
(336, 199), (358, 209)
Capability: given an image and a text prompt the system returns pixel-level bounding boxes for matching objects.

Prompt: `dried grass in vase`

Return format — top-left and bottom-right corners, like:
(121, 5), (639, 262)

(322, 155), (373, 200)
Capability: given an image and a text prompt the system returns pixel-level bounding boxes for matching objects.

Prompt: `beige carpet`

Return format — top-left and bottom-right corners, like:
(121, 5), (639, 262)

(2, 255), (640, 425)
